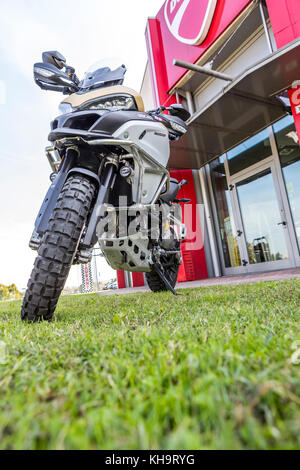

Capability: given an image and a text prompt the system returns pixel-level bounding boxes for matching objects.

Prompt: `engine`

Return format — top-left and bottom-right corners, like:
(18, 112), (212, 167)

(98, 201), (185, 272)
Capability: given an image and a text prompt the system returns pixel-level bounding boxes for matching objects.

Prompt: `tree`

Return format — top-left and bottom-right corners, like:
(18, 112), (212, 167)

(0, 284), (21, 299)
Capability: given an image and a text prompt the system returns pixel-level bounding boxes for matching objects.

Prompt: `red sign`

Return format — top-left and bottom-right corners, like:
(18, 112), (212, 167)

(164, 0), (217, 46)
(266, 0), (300, 145)
(146, 0), (252, 97)
(288, 82), (300, 145)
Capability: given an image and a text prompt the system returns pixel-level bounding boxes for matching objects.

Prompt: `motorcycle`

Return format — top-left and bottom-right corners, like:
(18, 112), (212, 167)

(21, 51), (191, 321)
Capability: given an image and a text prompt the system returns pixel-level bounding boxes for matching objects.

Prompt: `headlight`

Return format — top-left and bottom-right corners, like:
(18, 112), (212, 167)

(58, 103), (73, 115)
(170, 121), (187, 134)
(79, 94), (137, 111)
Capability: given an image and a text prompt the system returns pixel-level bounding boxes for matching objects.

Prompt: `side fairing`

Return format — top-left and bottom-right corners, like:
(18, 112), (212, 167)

(112, 120), (170, 204)
(112, 120), (170, 167)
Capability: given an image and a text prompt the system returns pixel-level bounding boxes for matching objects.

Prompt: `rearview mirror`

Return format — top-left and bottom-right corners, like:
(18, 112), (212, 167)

(34, 62), (76, 91)
(42, 51), (66, 70)
(167, 104), (191, 122)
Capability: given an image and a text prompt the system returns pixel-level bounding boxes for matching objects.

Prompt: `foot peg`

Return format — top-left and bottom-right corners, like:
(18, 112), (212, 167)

(74, 247), (93, 264)
(174, 198), (191, 203)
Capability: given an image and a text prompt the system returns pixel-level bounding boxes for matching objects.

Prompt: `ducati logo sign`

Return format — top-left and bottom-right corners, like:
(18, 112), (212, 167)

(164, 0), (217, 46)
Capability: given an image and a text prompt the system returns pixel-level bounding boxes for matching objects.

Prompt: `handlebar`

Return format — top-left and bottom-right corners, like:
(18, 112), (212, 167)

(147, 105), (167, 116)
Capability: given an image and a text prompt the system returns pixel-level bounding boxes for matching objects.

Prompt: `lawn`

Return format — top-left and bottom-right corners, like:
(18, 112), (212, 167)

(0, 280), (299, 450)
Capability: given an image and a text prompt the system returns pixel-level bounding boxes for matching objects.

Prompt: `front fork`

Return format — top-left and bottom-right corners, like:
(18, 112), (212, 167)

(33, 148), (76, 238)
(79, 162), (117, 249)
(29, 147), (117, 257)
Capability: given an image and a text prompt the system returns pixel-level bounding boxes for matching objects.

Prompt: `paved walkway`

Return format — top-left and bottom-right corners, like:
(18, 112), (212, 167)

(98, 268), (300, 296)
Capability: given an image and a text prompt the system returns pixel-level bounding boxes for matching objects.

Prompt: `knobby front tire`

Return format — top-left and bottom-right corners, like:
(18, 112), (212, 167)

(21, 174), (96, 322)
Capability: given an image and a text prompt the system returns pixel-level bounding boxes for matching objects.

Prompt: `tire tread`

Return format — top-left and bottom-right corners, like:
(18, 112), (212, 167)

(146, 261), (179, 293)
(21, 175), (96, 321)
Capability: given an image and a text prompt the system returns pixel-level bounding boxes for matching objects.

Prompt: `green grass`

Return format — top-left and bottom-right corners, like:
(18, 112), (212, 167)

(0, 280), (299, 450)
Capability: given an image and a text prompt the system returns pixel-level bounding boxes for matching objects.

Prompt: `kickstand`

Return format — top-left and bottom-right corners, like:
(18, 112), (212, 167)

(153, 263), (178, 296)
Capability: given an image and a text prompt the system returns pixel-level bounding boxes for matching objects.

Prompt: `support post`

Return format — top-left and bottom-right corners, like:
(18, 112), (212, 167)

(258, 0), (274, 53)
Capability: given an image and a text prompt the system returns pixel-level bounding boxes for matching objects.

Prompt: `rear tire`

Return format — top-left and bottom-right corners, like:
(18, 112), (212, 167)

(146, 251), (180, 293)
(21, 174), (96, 322)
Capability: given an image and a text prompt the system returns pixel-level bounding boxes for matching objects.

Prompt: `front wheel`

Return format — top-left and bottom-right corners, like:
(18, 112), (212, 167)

(21, 174), (96, 322)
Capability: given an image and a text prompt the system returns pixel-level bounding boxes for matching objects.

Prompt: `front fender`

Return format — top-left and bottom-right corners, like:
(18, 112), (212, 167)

(34, 150), (76, 235)
(67, 167), (100, 186)
(35, 161), (100, 236)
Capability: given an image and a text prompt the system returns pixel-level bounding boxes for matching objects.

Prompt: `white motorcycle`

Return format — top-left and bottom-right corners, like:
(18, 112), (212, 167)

(22, 52), (191, 321)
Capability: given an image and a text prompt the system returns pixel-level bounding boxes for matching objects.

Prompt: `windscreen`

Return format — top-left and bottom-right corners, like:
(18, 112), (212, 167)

(81, 58), (127, 91)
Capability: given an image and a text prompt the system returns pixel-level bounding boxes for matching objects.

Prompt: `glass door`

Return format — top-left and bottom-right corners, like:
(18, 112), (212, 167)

(231, 161), (295, 272)
(209, 157), (243, 271)
(208, 125), (299, 275)
(273, 116), (300, 267)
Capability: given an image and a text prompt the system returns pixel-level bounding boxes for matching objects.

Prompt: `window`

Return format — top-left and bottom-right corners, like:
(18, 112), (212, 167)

(274, 116), (300, 253)
(227, 129), (272, 175)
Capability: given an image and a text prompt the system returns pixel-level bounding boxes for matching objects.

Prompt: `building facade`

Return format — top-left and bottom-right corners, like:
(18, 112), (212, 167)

(117, 0), (300, 288)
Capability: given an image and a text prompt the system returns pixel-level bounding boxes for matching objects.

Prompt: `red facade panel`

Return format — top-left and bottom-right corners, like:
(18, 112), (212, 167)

(266, 0), (300, 48)
(170, 170), (208, 282)
(146, 18), (178, 107)
(149, 0), (251, 93)
(131, 272), (145, 287)
(117, 270), (126, 289)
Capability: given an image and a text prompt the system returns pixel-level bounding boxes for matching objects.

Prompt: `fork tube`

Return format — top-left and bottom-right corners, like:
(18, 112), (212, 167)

(81, 162), (117, 247)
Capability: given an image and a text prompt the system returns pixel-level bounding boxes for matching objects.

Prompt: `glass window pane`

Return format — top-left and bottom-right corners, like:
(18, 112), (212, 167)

(236, 168), (289, 264)
(210, 157), (241, 268)
(273, 116), (300, 253)
(227, 129), (272, 175)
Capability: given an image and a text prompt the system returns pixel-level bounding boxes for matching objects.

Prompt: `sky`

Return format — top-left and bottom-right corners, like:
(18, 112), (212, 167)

(0, 0), (164, 290)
